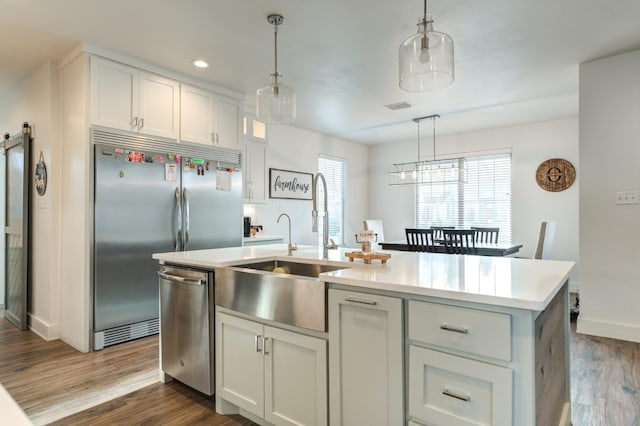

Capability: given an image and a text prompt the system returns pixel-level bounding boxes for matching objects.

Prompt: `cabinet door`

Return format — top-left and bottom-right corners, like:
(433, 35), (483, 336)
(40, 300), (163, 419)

(90, 57), (138, 132)
(408, 345), (512, 426)
(180, 84), (215, 145)
(216, 312), (264, 417)
(244, 141), (267, 203)
(138, 72), (179, 139)
(215, 97), (241, 150)
(328, 289), (403, 426)
(264, 326), (327, 426)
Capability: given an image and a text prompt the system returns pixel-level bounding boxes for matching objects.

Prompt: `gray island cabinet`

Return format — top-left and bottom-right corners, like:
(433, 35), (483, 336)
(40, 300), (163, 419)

(153, 244), (574, 426)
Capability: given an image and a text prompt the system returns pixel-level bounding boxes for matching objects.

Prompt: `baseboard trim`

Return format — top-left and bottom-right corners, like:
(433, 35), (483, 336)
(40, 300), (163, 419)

(577, 317), (640, 343)
(28, 313), (59, 341)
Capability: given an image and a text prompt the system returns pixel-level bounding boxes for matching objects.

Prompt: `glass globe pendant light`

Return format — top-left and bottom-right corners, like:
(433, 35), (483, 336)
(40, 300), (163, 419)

(399, 0), (454, 92)
(256, 14), (296, 125)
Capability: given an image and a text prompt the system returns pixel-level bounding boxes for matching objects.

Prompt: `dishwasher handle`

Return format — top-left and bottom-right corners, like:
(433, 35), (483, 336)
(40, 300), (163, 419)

(157, 271), (205, 286)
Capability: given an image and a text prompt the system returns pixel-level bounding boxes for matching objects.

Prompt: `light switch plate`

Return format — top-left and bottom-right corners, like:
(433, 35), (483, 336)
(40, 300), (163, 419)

(615, 190), (638, 205)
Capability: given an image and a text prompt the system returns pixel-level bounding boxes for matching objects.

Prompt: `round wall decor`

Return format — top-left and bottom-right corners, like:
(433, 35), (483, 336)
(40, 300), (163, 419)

(35, 151), (47, 196)
(536, 158), (575, 192)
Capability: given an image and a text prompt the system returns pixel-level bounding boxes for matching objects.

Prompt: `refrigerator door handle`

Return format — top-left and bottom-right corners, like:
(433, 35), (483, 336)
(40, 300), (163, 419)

(183, 187), (190, 249)
(175, 187), (182, 251)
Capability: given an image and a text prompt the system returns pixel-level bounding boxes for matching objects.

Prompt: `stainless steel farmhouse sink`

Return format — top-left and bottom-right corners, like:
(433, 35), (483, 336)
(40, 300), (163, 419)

(215, 259), (349, 331)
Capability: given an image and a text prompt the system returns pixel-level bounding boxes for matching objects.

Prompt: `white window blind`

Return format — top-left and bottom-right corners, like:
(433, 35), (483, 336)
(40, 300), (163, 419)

(415, 153), (512, 242)
(318, 156), (346, 246)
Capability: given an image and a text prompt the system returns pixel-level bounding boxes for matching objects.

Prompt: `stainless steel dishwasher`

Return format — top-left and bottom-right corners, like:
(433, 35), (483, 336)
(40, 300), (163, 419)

(158, 264), (214, 395)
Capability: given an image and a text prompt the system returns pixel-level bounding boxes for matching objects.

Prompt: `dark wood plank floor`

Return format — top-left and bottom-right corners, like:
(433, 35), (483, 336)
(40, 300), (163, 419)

(1, 316), (639, 425)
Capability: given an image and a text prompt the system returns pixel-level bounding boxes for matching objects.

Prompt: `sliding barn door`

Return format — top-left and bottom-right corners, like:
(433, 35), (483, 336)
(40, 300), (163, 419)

(3, 124), (30, 330)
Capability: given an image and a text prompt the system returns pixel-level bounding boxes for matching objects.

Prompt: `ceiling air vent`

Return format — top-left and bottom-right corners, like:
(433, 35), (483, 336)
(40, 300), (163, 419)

(384, 101), (412, 111)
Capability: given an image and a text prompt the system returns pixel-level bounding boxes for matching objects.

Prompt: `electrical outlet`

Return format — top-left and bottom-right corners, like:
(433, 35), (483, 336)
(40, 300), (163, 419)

(615, 190), (639, 205)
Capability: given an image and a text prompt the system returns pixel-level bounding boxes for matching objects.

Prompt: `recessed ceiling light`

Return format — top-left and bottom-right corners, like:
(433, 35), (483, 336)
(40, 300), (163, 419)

(193, 60), (209, 69)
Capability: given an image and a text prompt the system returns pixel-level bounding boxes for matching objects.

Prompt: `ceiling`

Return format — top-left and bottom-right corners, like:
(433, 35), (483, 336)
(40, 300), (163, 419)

(2, 0), (640, 144)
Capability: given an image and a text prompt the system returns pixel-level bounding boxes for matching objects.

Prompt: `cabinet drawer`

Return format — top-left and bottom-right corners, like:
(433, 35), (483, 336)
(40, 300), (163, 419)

(408, 346), (512, 426)
(408, 300), (511, 361)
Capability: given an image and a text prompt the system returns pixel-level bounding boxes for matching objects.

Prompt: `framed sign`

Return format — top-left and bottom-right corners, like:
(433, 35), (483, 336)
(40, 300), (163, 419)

(269, 168), (313, 200)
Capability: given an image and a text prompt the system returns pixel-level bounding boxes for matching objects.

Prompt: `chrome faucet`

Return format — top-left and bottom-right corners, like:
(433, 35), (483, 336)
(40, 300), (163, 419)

(277, 213), (297, 256)
(312, 172), (338, 259)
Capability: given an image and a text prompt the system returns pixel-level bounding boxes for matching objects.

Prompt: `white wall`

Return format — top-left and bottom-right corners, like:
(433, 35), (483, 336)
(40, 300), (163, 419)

(0, 62), (61, 339)
(369, 118), (579, 281)
(247, 125), (368, 249)
(58, 53), (91, 352)
(578, 49), (640, 343)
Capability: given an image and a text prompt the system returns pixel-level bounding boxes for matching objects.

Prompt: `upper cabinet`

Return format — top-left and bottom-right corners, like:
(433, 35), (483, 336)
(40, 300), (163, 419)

(180, 84), (241, 150)
(90, 56), (179, 139)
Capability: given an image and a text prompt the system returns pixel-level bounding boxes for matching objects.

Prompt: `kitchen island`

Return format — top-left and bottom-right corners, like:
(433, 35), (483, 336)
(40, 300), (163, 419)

(153, 244), (575, 426)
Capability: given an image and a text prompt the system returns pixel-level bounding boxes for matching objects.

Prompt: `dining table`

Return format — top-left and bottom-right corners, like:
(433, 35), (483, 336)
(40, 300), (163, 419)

(379, 240), (523, 257)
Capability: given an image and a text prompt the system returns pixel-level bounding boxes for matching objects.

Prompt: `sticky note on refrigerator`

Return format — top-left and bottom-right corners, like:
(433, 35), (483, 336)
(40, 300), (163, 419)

(216, 169), (231, 191)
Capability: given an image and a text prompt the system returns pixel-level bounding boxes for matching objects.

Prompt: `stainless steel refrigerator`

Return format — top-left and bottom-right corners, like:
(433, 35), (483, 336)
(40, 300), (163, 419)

(92, 128), (242, 350)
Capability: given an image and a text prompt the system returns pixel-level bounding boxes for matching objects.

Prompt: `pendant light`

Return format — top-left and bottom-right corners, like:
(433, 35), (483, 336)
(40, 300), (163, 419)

(256, 14), (296, 125)
(399, 0), (454, 92)
(388, 114), (463, 186)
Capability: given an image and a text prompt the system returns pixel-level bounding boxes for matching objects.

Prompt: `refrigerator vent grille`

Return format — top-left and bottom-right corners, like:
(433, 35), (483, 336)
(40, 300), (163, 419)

(99, 318), (159, 349)
(91, 127), (241, 165)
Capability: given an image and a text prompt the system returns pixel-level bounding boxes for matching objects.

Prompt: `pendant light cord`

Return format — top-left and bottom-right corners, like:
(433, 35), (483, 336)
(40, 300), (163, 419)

(273, 21), (279, 84)
(432, 115), (436, 161)
(423, 0), (428, 24)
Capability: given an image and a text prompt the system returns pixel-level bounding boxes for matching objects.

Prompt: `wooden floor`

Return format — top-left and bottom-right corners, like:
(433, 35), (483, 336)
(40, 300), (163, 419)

(1, 317), (639, 425)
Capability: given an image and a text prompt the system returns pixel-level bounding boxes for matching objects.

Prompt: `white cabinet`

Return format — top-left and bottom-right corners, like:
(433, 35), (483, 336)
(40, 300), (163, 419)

(407, 299), (514, 426)
(408, 346), (512, 426)
(216, 312), (327, 426)
(90, 56), (179, 139)
(180, 84), (240, 150)
(243, 140), (267, 203)
(328, 289), (403, 426)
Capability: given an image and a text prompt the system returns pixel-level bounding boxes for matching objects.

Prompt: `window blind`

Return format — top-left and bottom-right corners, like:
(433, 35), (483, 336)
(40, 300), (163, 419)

(415, 153), (512, 243)
(318, 156), (346, 245)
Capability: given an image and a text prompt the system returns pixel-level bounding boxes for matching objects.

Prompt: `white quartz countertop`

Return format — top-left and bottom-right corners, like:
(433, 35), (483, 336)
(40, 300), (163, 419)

(243, 234), (283, 242)
(153, 244), (575, 311)
(0, 383), (31, 425)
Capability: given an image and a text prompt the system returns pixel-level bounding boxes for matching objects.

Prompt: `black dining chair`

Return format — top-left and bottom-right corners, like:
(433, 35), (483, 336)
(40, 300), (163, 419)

(471, 227), (499, 243)
(442, 229), (477, 254)
(430, 226), (455, 240)
(405, 228), (437, 252)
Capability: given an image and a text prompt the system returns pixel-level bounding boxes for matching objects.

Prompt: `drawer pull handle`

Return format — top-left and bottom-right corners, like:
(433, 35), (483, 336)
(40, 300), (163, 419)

(440, 324), (468, 334)
(345, 297), (377, 306)
(443, 388), (470, 402)
(264, 337), (270, 355)
(255, 335), (262, 352)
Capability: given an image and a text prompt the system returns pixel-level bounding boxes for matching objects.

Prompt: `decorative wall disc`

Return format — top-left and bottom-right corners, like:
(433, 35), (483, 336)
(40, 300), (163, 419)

(35, 151), (47, 196)
(536, 158), (575, 192)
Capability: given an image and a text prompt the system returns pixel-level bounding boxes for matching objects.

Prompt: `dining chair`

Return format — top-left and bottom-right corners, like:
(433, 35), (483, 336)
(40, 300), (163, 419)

(431, 226), (455, 240)
(405, 228), (437, 252)
(534, 221), (555, 259)
(471, 227), (499, 243)
(442, 229), (477, 254)
(363, 219), (385, 243)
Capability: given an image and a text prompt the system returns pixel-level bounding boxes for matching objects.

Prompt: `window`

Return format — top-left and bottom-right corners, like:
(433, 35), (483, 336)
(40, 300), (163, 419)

(318, 156), (346, 246)
(415, 153), (512, 242)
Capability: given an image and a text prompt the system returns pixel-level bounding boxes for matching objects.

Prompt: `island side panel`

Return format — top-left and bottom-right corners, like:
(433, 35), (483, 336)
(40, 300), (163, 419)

(534, 283), (570, 426)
